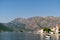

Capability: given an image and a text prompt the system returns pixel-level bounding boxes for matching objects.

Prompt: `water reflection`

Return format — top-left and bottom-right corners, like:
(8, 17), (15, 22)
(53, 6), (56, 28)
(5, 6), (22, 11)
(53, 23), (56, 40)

(0, 32), (40, 40)
(0, 32), (60, 40)
(40, 33), (44, 40)
(37, 33), (60, 40)
(54, 34), (59, 40)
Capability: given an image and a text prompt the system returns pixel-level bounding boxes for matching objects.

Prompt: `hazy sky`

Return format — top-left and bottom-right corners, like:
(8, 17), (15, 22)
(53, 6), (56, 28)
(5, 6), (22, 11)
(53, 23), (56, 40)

(0, 0), (60, 23)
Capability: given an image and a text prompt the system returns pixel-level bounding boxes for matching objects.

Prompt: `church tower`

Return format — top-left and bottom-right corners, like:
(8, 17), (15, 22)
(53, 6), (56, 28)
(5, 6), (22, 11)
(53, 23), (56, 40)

(55, 24), (59, 34)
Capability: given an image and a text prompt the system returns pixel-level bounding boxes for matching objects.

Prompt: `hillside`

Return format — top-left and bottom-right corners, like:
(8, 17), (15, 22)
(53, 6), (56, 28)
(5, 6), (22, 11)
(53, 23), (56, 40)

(3, 16), (60, 31)
(0, 23), (12, 31)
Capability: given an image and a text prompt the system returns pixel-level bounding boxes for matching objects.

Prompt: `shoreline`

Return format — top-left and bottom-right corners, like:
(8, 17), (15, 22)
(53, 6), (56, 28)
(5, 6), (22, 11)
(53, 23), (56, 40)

(34, 33), (60, 36)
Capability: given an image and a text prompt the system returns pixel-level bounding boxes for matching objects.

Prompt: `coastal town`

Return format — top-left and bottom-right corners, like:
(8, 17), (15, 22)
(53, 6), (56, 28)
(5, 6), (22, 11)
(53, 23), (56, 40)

(34, 23), (60, 34)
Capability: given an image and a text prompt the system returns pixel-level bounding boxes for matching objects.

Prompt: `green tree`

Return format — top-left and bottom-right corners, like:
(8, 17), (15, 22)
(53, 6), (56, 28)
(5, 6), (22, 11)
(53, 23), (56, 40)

(43, 28), (51, 33)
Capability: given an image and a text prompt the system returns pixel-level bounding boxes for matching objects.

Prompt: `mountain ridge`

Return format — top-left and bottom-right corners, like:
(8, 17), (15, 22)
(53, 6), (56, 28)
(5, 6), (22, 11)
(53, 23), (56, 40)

(2, 16), (60, 31)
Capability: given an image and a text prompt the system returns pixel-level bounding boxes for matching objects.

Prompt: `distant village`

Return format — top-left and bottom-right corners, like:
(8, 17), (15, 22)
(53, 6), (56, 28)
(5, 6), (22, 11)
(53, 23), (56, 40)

(34, 23), (60, 34)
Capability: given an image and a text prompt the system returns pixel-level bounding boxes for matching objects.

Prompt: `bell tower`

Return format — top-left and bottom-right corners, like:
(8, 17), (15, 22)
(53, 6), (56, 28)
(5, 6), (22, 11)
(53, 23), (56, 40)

(55, 24), (59, 34)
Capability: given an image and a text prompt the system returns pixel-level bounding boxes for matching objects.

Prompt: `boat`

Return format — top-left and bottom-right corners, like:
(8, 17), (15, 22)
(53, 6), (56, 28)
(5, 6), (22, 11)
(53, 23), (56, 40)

(45, 35), (51, 39)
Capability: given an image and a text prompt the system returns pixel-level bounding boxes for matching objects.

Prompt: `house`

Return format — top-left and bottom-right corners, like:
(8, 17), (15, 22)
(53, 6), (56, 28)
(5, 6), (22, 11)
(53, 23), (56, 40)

(50, 24), (59, 34)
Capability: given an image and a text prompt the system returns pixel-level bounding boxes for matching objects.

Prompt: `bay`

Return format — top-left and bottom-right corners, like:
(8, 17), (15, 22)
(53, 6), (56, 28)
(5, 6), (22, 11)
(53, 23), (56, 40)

(0, 32), (60, 40)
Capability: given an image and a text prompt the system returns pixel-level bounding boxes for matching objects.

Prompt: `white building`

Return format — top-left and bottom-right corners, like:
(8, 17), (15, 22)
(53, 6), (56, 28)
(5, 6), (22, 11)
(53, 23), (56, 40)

(36, 29), (43, 34)
(40, 29), (43, 33)
(50, 24), (59, 34)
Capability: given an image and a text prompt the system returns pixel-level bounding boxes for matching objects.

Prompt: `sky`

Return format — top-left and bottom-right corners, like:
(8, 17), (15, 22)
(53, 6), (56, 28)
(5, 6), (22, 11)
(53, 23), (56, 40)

(0, 0), (60, 23)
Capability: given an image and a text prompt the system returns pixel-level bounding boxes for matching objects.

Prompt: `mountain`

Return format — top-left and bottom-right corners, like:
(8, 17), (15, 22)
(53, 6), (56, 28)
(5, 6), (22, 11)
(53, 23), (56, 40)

(3, 16), (60, 31)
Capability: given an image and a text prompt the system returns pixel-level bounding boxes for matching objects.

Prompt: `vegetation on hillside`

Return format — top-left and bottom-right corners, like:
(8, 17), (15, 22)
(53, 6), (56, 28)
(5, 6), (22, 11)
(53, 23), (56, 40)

(0, 23), (12, 32)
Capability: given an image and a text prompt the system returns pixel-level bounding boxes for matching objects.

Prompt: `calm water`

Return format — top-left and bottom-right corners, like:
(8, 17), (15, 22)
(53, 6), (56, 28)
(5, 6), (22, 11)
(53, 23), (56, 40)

(0, 32), (60, 40)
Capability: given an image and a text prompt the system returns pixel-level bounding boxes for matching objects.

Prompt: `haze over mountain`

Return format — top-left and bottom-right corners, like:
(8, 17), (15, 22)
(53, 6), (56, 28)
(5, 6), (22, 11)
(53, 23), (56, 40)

(2, 16), (60, 31)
